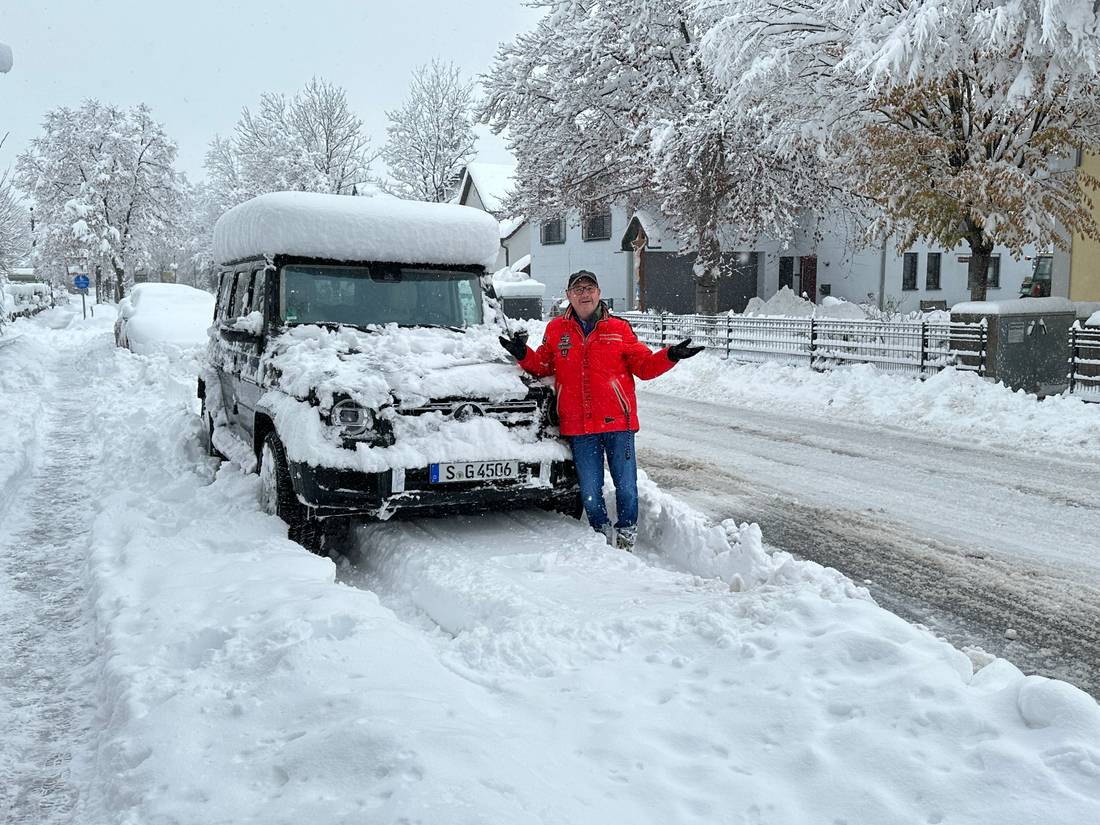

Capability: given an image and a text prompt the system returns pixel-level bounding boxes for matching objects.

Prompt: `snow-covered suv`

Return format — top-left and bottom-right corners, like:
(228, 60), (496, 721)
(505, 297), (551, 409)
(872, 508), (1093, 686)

(200, 192), (578, 551)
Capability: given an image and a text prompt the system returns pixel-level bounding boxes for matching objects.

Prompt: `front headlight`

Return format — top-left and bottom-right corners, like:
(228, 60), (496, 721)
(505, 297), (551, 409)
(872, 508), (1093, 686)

(331, 398), (374, 439)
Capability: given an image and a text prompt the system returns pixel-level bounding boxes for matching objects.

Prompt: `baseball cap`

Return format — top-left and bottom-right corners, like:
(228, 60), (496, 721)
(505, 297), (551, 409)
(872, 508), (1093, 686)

(567, 270), (599, 290)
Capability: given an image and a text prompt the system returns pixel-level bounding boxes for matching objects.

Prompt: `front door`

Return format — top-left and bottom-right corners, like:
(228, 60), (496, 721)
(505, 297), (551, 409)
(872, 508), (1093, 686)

(799, 256), (818, 303)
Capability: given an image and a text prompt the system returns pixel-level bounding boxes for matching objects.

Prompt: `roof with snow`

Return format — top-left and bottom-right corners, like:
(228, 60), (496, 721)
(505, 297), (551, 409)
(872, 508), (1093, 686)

(621, 209), (677, 251)
(457, 162), (517, 215)
(213, 192), (502, 269)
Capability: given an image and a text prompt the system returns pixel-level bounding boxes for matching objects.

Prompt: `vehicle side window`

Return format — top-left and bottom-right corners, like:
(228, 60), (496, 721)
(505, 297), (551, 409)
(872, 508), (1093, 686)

(250, 269), (266, 315)
(216, 272), (233, 320)
(231, 271), (251, 317)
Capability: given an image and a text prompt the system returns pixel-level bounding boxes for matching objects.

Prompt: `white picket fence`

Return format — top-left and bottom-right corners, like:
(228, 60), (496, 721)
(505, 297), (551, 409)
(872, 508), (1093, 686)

(619, 312), (988, 379)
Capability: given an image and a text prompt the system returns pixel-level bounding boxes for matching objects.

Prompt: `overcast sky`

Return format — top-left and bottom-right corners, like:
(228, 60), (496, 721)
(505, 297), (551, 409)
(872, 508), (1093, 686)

(1, 0), (543, 182)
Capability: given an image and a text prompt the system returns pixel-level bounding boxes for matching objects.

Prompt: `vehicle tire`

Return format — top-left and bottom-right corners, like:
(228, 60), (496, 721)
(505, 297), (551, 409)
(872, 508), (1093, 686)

(544, 491), (583, 520)
(259, 431), (322, 553)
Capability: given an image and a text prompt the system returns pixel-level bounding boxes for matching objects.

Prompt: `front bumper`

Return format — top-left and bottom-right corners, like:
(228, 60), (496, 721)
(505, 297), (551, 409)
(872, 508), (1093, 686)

(288, 459), (580, 519)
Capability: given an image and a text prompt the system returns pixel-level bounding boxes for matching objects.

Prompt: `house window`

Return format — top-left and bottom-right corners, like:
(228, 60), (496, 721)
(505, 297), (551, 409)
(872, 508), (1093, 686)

(540, 219), (565, 245)
(987, 255), (1001, 288)
(581, 212), (612, 241)
(778, 256), (794, 290)
(902, 252), (919, 291)
(925, 253), (941, 290)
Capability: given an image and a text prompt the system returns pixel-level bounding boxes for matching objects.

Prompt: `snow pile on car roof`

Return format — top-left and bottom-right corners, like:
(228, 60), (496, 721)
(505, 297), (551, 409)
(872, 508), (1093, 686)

(213, 192), (502, 269)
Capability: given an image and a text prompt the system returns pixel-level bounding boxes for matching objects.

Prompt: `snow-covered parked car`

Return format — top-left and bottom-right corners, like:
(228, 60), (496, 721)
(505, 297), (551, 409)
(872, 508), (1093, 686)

(114, 283), (216, 354)
(201, 192), (579, 551)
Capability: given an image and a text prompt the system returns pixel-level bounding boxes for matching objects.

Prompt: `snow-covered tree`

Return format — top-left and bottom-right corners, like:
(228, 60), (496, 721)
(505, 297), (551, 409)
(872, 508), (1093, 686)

(383, 60), (478, 202)
(15, 101), (183, 300)
(698, 0), (1100, 301)
(482, 1), (824, 313)
(207, 78), (375, 210)
(0, 169), (30, 281)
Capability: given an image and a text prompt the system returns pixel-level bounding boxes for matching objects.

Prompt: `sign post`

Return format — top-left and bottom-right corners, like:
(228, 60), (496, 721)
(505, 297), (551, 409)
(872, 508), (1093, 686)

(74, 274), (90, 319)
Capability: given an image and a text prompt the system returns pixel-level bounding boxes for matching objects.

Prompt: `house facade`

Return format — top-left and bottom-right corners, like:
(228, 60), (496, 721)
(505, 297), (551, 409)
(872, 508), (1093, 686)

(1066, 152), (1100, 301)
(459, 158), (1040, 316)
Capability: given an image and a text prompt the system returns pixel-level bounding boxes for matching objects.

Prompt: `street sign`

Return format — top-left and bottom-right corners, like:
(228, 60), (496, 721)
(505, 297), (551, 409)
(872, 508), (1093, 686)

(74, 274), (90, 290)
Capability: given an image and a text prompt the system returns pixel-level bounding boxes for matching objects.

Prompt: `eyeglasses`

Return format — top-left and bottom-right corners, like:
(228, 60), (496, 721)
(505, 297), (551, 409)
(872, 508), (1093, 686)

(568, 284), (598, 295)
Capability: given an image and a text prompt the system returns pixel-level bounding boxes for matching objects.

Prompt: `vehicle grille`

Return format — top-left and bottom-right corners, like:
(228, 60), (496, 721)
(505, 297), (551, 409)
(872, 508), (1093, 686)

(398, 398), (540, 427)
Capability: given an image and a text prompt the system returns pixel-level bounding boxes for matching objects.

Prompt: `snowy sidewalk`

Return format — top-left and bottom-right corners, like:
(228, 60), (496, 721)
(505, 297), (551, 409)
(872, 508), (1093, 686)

(0, 312), (102, 823)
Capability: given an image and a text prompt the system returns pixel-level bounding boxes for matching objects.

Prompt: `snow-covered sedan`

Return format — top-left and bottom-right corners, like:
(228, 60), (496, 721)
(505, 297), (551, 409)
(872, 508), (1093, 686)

(200, 192), (579, 552)
(114, 282), (216, 355)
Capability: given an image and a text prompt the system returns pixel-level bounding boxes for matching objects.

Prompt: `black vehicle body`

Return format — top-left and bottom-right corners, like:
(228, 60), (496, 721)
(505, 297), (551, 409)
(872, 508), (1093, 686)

(201, 252), (578, 542)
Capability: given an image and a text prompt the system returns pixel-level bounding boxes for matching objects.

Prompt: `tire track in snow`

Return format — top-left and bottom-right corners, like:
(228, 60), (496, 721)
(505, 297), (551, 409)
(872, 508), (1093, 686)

(0, 342), (99, 824)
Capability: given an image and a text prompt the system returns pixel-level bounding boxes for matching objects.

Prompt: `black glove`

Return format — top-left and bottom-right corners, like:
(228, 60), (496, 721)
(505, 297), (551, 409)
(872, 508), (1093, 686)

(499, 330), (529, 360)
(667, 338), (704, 362)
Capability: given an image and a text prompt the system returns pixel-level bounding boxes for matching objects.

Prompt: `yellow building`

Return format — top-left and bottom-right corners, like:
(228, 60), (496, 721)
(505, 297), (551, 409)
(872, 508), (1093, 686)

(1069, 152), (1100, 300)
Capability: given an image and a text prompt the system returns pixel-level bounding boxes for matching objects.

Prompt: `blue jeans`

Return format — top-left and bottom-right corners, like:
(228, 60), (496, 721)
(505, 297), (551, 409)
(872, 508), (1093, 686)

(569, 431), (638, 531)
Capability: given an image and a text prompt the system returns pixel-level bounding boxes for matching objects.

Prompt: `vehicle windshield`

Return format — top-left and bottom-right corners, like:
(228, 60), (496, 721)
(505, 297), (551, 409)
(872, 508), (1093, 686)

(279, 264), (484, 328)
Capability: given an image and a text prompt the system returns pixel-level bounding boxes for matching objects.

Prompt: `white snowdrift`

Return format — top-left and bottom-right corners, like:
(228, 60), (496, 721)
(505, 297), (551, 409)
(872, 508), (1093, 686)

(212, 191), (502, 270)
(648, 355), (1100, 460)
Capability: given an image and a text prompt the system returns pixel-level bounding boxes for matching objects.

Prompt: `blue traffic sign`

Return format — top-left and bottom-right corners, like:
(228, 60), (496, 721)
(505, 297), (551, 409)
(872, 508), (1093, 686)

(74, 274), (90, 290)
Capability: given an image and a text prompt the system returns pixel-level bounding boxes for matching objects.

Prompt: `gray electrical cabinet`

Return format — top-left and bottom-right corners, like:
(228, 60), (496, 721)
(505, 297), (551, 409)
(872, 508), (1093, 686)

(952, 298), (1077, 396)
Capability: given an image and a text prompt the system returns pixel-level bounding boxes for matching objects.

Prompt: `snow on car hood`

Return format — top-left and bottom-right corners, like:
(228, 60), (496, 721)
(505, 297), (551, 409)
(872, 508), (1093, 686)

(261, 323), (533, 410)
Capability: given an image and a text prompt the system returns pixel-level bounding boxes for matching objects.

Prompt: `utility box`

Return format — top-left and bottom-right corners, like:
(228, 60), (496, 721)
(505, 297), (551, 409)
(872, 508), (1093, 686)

(952, 297), (1077, 396)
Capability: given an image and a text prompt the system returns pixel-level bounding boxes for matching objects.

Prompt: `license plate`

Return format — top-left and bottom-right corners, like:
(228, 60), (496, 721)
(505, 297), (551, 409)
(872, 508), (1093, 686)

(430, 460), (520, 483)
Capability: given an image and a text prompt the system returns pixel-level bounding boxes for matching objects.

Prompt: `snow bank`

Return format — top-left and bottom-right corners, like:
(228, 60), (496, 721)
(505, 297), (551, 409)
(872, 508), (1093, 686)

(118, 283), (214, 354)
(1086, 310), (1100, 328)
(648, 356), (1100, 459)
(743, 287), (868, 320)
(213, 192), (501, 270)
(743, 285), (816, 317)
(356, 499), (1100, 825)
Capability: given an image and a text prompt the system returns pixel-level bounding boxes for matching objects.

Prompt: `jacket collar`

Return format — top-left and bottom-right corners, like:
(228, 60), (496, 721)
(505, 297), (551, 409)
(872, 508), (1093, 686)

(563, 301), (609, 326)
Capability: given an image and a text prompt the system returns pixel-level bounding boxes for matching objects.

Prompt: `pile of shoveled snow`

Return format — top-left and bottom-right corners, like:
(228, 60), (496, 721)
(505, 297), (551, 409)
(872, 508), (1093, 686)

(743, 286), (866, 320)
(647, 355), (1100, 460)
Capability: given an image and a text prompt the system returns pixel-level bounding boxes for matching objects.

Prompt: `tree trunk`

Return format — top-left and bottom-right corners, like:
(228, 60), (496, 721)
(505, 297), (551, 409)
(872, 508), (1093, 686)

(966, 229), (993, 302)
(113, 263), (126, 302)
(95, 265), (103, 304)
(693, 232), (721, 316)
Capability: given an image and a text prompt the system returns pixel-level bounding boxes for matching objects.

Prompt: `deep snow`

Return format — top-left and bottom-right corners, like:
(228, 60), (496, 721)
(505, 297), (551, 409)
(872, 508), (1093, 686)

(0, 303), (1097, 824)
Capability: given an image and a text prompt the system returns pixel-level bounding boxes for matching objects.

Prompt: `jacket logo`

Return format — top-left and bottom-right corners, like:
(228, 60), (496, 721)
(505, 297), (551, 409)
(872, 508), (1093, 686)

(558, 333), (573, 358)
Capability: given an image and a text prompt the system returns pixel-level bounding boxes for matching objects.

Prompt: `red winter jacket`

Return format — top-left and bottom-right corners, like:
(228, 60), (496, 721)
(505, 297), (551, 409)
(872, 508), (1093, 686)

(518, 304), (674, 436)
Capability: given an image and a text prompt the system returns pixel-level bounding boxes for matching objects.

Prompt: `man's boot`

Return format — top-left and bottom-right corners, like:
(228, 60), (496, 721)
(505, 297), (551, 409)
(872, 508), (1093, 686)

(597, 523), (616, 547)
(615, 526), (637, 552)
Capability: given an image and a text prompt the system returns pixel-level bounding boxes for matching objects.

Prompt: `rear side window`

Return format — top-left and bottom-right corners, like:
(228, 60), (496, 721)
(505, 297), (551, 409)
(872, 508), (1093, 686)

(216, 272), (233, 320)
(250, 269), (266, 314)
(231, 271), (251, 317)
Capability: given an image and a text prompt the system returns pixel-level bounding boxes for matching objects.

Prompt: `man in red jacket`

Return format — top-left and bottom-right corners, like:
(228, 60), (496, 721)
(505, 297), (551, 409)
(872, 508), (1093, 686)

(500, 270), (702, 550)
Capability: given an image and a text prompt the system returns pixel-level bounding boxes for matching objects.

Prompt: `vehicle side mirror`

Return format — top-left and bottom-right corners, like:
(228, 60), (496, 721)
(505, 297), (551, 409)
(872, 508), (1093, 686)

(220, 311), (264, 342)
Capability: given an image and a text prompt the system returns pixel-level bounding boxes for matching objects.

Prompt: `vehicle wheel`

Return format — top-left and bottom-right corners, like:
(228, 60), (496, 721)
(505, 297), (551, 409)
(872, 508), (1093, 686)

(259, 432), (322, 553)
(544, 491), (583, 520)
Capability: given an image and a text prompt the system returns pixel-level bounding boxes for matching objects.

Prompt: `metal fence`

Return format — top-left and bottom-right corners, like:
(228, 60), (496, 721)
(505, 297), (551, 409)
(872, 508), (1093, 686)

(1069, 325), (1100, 402)
(620, 312), (987, 378)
